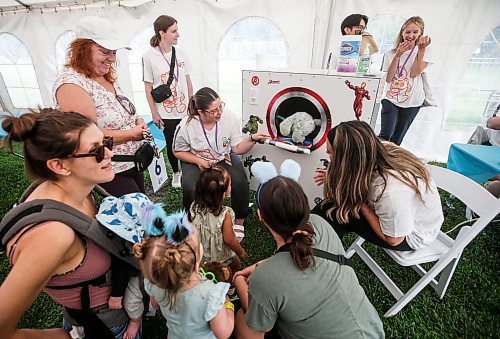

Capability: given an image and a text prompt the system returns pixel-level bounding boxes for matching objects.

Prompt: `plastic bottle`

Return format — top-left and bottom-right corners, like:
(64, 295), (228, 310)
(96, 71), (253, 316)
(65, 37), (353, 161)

(356, 45), (371, 76)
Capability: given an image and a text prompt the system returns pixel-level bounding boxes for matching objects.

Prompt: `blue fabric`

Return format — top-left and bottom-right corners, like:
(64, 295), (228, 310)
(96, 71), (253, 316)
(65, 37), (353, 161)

(447, 143), (500, 183)
(146, 120), (166, 151)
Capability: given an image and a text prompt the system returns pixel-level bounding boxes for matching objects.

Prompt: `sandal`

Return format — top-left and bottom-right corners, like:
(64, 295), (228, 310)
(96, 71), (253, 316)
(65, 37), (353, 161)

(233, 224), (245, 242)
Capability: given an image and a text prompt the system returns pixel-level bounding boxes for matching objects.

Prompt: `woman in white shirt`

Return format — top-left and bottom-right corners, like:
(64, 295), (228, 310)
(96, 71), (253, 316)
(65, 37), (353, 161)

(379, 16), (432, 145)
(173, 87), (268, 231)
(143, 15), (193, 188)
(312, 120), (443, 250)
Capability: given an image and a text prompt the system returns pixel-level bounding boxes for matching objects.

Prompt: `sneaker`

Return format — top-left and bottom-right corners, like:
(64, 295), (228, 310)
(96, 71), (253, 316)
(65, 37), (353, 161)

(171, 172), (182, 188)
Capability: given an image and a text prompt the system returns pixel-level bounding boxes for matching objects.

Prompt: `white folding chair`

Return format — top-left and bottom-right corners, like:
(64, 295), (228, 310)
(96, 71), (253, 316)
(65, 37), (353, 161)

(345, 165), (500, 317)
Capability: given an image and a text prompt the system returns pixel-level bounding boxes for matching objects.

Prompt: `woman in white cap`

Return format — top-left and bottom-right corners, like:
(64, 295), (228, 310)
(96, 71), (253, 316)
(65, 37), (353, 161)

(54, 16), (149, 197)
(143, 15), (193, 189)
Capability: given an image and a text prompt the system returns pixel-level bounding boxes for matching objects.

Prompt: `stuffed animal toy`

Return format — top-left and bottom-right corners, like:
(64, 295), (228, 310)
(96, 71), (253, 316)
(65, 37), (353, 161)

(279, 112), (321, 143)
(200, 261), (233, 283)
(242, 115), (263, 134)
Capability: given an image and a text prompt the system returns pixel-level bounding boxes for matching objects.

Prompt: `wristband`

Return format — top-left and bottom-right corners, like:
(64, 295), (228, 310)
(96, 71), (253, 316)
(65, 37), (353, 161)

(224, 301), (235, 312)
(250, 134), (257, 143)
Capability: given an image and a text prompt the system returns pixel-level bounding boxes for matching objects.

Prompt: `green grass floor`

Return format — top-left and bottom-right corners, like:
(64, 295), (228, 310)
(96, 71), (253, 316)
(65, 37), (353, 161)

(0, 148), (499, 338)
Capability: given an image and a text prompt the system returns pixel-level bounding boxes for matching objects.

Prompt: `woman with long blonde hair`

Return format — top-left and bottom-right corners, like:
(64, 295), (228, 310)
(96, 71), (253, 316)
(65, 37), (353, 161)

(378, 16), (432, 145)
(312, 120), (443, 250)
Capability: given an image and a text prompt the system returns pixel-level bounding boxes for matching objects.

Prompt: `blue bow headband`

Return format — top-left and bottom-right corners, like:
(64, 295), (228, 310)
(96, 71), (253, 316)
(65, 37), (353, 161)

(251, 159), (301, 208)
(140, 204), (193, 245)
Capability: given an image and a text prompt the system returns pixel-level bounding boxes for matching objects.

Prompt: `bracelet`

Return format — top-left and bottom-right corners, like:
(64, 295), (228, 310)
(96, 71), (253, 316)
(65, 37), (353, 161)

(250, 134), (257, 143)
(224, 301), (234, 312)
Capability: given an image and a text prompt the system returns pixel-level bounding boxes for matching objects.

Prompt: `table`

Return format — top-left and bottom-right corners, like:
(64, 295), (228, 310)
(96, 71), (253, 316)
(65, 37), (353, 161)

(447, 143), (500, 183)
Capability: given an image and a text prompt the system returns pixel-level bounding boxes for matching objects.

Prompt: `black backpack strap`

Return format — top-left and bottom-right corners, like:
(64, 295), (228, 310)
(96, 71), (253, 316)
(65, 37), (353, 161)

(275, 243), (352, 266)
(0, 199), (138, 270)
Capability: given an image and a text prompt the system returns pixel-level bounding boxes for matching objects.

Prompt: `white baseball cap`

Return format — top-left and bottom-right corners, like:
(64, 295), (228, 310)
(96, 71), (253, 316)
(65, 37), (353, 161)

(76, 16), (131, 51)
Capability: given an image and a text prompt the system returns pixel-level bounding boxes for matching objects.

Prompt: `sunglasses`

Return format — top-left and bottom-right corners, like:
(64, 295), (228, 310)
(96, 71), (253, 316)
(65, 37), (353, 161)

(116, 95), (137, 116)
(64, 137), (113, 163)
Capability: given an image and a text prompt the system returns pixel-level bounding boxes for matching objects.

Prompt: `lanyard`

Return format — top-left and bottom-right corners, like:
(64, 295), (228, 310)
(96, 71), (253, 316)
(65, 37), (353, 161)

(199, 118), (222, 155)
(158, 47), (178, 81)
(396, 46), (415, 78)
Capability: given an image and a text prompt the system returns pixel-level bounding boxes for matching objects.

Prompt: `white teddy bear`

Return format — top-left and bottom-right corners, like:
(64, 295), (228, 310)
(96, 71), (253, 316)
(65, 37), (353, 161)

(279, 112), (321, 143)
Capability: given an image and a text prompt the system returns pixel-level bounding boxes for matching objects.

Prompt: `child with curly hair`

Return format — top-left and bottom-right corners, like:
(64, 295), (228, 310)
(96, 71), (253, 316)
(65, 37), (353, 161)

(189, 166), (249, 273)
(134, 206), (235, 338)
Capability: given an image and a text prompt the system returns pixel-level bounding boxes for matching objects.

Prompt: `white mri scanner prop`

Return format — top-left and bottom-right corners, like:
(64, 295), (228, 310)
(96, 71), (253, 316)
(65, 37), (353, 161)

(241, 70), (382, 207)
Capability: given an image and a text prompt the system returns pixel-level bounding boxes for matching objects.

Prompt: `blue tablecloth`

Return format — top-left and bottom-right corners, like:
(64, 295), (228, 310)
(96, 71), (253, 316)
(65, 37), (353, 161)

(447, 143), (500, 183)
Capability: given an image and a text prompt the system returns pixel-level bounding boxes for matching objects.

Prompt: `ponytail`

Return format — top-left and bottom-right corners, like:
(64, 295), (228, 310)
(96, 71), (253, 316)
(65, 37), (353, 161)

(288, 223), (316, 270)
(187, 96), (198, 123)
(150, 34), (160, 47)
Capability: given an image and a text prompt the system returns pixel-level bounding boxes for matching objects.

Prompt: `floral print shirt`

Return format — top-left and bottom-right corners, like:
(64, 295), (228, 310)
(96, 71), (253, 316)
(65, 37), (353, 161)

(53, 67), (141, 173)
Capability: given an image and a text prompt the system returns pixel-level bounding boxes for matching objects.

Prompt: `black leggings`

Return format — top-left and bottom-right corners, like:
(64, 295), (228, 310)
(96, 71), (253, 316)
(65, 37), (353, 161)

(181, 153), (249, 219)
(162, 119), (182, 173)
(99, 167), (145, 197)
(311, 201), (413, 251)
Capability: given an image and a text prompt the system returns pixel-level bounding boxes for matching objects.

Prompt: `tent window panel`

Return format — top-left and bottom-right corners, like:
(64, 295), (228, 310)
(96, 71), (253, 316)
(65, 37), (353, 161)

(0, 65), (23, 87)
(55, 31), (76, 71)
(25, 88), (43, 108)
(0, 33), (43, 109)
(128, 26), (154, 115)
(365, 13), (406, 72)
(445, 25), (500, 131)
(218, 16), (288, 115)
(17, 65), (39, 88)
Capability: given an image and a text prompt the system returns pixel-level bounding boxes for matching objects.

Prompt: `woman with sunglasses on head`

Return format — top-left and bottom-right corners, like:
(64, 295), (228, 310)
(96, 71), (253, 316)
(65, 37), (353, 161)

(54, 16), (148, 196)
(173, 87), (269, 235)
(0, 108), (141, 338)
(143, 15), (193, 189)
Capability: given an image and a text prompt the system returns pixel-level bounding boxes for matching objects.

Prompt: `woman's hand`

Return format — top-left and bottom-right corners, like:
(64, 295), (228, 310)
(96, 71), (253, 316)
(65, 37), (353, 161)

(395, 40), (414, 57)
(152, 112), (163, 128)
(417, 36), (431, 50)
(196, 157), (212, 169)
(250, 132), (270, 143)
(130, 125), (146, 141)
(313, 168), (327, 186)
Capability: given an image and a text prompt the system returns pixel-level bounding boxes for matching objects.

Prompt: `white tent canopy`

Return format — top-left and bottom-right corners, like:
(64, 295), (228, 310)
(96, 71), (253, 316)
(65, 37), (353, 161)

(0, 0), (498, 161)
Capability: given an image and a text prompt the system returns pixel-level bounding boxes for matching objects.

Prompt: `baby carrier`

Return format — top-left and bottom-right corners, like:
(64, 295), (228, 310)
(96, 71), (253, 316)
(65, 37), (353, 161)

(0, 184), (140, 339)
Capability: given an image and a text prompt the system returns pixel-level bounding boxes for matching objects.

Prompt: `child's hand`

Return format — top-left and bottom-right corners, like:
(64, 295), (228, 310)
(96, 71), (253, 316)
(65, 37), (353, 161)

(239, 250), (249, 260)
(108, 296), (123, 310)
(417, 36), (431, 50)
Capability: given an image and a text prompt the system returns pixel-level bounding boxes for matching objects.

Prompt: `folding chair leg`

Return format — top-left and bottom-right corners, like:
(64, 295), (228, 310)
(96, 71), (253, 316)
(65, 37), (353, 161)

(346, 237), (365, 259)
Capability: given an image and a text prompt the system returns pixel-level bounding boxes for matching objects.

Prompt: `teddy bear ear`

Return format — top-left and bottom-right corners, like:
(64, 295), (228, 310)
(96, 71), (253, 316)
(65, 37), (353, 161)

(222, 267), (230, 281)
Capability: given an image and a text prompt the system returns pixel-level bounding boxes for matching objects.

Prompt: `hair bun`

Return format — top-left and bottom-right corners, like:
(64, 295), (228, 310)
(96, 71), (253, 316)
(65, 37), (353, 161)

(1, 113), (37, 142)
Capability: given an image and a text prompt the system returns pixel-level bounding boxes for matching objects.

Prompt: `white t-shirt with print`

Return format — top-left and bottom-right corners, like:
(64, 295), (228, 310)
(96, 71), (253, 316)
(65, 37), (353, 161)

(367, 170), (444, 250)
(142, 46), (191, 120)
(173, 109), (244, 162)
(53, 67), (140, 173)
(382, 47), (433, 108)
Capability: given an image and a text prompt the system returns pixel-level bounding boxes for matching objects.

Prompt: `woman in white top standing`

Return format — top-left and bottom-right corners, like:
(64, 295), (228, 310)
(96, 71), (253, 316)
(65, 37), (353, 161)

(379, 16), (432, 145)
(143, 15), (193, 188)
